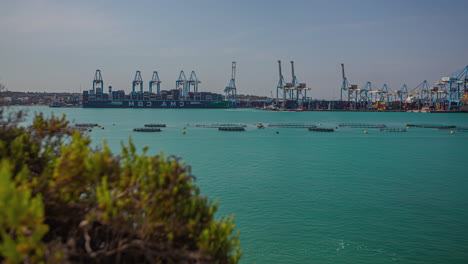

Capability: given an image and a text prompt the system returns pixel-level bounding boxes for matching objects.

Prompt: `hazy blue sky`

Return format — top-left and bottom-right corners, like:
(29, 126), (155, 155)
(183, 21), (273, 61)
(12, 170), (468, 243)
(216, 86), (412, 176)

(1, 0), (467, 99)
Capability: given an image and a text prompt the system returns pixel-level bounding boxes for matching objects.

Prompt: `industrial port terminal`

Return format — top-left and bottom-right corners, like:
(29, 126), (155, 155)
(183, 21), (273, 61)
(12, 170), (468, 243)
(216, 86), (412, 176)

(48, 62), (468, 112)
(271, 62), (468, 112)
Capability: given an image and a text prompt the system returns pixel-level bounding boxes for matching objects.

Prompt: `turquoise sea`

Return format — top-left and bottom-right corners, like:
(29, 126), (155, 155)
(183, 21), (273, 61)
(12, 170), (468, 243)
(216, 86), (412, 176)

(11, 107), (468, 263)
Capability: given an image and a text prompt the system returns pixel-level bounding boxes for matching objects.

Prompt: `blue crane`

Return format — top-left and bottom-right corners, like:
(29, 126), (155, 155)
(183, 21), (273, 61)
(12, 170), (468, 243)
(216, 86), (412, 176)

(132, 71), (144, 93)
(176, 71), (188, 96)
(360, 82), (372, 102)
(402, 80), (429, 107)
(359, 82), (379, 108)
(339, 64), (358, 109)
(376, 84), (390, 103)
(397, 84), (408, 103)
(188, 71), (201, 94)
(224, 62), (237, 107)
(276, 60), (286, 103)
(291, 61), (298, 100)
(92, 69), (103, 93)
(290, 61), (309, 102)
(340, 63), (350, 101)
(439, 65), (468, 109)
(149, 71), (161, 94)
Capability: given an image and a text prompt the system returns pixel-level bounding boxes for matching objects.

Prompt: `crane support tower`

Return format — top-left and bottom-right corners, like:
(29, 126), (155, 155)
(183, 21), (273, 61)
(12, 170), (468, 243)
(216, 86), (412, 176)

(225, 61), (237, 107)
(176, 71), (188, 96)
(189, 71), (201, 94)
(376, 84), (389, 102)
(438, 65), (468, 109)
(339, 64), (359, 109)
(149, 71), (161, 94)
(132, 71), (144, 93)
(93, 69), (103, 94)
(290, 61), (309, 102)
(340, 63), (348, 101)
(276, 60), (286, 103)
(290, 61), (297, 100)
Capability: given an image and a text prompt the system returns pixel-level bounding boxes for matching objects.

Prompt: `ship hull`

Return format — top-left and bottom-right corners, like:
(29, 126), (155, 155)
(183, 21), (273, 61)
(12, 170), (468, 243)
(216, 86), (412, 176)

(83, 100), (229, 108)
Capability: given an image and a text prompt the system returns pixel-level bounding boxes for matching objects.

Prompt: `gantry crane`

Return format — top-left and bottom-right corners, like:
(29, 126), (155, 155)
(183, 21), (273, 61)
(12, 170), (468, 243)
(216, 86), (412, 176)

(132, 71), (144, 93)
(188, 71), (201, 94)
(225, 62), (237, 107)
(176, 71), (188, 96)
(276, 60), (286, 103)
(224, 61), (237, 107)
(149, 71), (161, 94)
(290, 61), (309, 102)
(339, 64), (358, 109)
(92, 69), (103, 93)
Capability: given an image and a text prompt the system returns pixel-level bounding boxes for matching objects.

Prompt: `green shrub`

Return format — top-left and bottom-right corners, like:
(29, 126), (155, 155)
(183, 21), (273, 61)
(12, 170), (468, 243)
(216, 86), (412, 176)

(0, 109), (241, 264)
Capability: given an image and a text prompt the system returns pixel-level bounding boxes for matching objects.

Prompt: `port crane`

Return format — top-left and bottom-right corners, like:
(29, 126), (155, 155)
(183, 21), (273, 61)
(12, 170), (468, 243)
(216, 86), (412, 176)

(176, 71), (188, 96)
(290, 61), (309, 102)
(225, 61), (237, 107)
(276, 60), (286, 103)
(188, 71), (201, 94)
(437, 65), (468, 109)
(387, 84), (409, 110)
(149, 71), (161, 94)
(132, 71), (144, 93)
(339, 64), (358, 108)
(369, 83), (389, 102)
(92, 69), (103, 93)
(148, 71), (161, 94)
(394, 84), (409, 105)
(358, 81), (377, 108)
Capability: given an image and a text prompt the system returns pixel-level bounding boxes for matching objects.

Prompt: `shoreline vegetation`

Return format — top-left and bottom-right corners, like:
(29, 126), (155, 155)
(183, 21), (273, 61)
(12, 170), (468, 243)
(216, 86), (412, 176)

(0, 109), (241, 264)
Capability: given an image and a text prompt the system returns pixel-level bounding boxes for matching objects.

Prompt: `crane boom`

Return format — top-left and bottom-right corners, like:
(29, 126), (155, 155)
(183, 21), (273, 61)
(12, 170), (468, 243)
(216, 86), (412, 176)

(341, 63), (346, 82)
(232, 62), (236, 80)
(291, 61), (295, 79)
(278, 60), (282, 78)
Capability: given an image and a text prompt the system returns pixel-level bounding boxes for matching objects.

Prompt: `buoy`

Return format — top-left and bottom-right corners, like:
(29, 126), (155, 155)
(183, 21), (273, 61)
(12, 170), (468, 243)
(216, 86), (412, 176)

(450, 131), (455, 134)
(364, 131), (368, 134)
(406, 126), (410, 129)
(276, 131), (279, 134)
(113, 123), (116, 125)
(182, 131), (186, 134)
(102, 127), (105, 129)
(186, 123), (189, 126)
(183, 127), (186, 129)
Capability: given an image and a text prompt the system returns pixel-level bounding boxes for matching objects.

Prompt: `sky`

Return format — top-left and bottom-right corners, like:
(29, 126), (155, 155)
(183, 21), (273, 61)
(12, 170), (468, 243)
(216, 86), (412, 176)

(0, 0), (467, 99)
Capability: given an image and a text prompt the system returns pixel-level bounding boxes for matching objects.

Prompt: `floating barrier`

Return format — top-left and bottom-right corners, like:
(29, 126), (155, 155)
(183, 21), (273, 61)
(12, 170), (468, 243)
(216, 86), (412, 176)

(70, 126), (90, 132)
(133, 128), (161, 132)
(380, 128), (407, 132)
(196, 123), (247, 128)
(75, 123), (99, 127)
(144, 124), (166, 127)
(308, 128), (335, 132)
(219, 127), (245, 131)
(268, 123), (317, 128)
(407, 124), (456, 129)
(339, 123), (386, 128)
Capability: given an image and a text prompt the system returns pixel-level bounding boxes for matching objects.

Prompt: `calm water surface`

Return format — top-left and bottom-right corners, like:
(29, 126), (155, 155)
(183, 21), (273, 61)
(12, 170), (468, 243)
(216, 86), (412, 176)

(13, 107), (468, 263)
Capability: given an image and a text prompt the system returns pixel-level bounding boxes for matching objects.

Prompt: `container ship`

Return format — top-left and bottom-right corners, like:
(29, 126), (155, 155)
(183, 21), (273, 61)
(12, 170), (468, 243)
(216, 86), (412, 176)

(83, 70), (229, 108)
